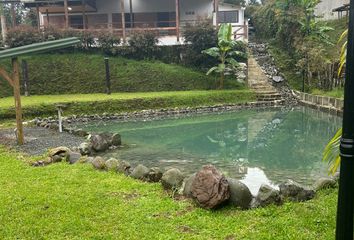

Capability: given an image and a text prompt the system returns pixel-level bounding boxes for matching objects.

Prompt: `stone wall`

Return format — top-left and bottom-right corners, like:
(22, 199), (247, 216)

(295, 91), (343, 116)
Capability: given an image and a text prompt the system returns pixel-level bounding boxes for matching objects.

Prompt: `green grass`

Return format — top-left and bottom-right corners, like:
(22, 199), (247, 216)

(311, 88), (344, 99)
(0, 90), (256, 119)
(0, 53), (243, 98)
(0, 147), (337, 239)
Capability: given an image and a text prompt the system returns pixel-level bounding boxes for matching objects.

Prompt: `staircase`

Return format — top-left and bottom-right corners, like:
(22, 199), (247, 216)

(248, 56), (283, 102)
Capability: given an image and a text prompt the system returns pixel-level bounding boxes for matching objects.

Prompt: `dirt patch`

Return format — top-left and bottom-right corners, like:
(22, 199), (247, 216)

(0, 127), (84, 155)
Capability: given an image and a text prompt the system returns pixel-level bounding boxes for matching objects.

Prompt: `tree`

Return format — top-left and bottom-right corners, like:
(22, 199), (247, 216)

(202, 23), (245, 89)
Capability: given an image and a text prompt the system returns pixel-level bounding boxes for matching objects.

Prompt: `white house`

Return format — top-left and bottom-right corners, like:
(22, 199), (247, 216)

(315, 0), (349, 20)
(22, 0), (247, 45)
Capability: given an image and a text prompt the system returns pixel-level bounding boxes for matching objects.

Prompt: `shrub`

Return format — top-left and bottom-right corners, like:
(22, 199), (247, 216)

(5, 25), (42, 48)
(127, 30), (159, 59)
(183, 20), (218, 68)
(97, 31), (121, 53)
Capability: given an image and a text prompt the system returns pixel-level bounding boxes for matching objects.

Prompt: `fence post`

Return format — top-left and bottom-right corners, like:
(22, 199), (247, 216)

(104, 57), (111, 95)
(21, 60), (29, 96)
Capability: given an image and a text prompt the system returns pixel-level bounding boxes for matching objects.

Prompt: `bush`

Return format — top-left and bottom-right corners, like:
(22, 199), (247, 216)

(5, 25), (42, 48)
(97, 31), (121, 53)
(183, 20), (218, 68)
(127, 30), (159, 59)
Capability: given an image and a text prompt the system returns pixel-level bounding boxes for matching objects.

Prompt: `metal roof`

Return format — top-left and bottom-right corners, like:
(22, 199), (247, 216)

(0, 37), (80, 60)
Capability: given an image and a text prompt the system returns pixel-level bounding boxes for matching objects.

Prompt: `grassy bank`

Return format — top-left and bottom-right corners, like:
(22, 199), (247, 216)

(0, 53), (242, 98)
(0, 147), (337, 239)
(0, 90), (256, 119)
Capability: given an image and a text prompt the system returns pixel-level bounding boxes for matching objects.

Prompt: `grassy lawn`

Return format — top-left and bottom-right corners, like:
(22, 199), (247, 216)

(311, 88), (344, 99)
(0, 147), (337, 239)
(0, 90), (256, 119)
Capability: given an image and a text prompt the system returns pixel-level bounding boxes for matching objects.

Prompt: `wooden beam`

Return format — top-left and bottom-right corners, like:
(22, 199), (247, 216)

(129, 0), (133, 28)
(0, 67), (14, 88)
(120, 0), (126, 43)
(0, 3), (7, 43)
(82, 0), (86, 29)
(215, 0), (219, 29)
(46, 9), (50, 26)
(176, 0), (180, 42)
(11, 3), (16, 27)
(36, 5), (40, 30)
(64, 0), (69, 29)
(12, 58), (24, 145)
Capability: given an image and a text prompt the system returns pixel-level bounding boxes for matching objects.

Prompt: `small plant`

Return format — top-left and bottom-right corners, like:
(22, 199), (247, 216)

(202, 23), (245, 89)
(97, 31), (121, 53)
(5, 25), (42, 48)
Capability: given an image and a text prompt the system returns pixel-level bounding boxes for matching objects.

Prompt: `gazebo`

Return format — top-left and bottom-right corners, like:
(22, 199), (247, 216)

(0, 37), (80, 145)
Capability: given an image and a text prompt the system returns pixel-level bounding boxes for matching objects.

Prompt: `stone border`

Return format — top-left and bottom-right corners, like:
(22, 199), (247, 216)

(31, 100), (286, 130)
(294, 91), (343, 117)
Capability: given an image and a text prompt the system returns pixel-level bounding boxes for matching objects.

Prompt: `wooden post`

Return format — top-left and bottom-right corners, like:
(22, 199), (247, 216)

(0, 4), (7, 43)
(104, 58), (111, 95)
(176, 0), (180, 42)
(36, 5), (40, 30)
(120, 0), (126, 43)
(12, 58), (24, 145)
(11, 3), (16, 27)
(129, 0), (133, 28)
(215, 0), (219, 28)
(64, 0), (69, 29)
(46, 9), (50, 26)
(82, 0), (86, 29)
(22, 60), (29, 96)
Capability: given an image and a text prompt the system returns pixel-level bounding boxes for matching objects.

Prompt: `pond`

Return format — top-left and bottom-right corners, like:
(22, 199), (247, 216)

(78, 106), (341, 194)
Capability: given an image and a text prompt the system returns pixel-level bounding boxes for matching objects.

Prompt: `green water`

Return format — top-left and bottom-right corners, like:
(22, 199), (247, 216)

(79, 106), (341, 194)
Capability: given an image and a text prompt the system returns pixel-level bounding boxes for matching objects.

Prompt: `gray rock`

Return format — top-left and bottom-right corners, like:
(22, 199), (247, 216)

(253, 184), (282, 208)
(130, 164), (150, 180)
(52, 155), (63, 163)
(91, 134), (110, 152)
(91, 156), (106, 170)
(314, 177), (337, 191)
(68, 152), (82, 164)
(161, 168), (184, 190)
(111, 133), (122, 146)
(272, 76), (284, 83)
(73, 129), (88, 137)
(147, 167), (163, 182)
(227, 178), (253, 209)
(117, 160), (131, 175)
(183, 173), (196, 198)
(279, 179), (315, 202)
(191, 165), (230, 209)
(79, 142), (92, 155)
(86, 157), (94, 163)
(105, 158), (120, 171)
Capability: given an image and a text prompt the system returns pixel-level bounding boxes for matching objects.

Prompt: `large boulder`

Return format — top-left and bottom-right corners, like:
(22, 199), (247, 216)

(90, 133), (122, 152)
(105, 158), (120, 171)
(91, 134), (110, 152)
(48, 146), (71, 162)
(183, 173), (196, 198)
(91, 156), (106, 170)
(147, 167), (163, 183)
(313, 177), (337, 191)
(161, 168), (184, 190)
(117, 160), (132, 175)
(68, 152), (82, 164)
(252, 184), (282, 208)
(279, 180), (315, 202)
(130, 164), (150, 180)
(227, 178), (252, 209)
(191, 165), (230, 209)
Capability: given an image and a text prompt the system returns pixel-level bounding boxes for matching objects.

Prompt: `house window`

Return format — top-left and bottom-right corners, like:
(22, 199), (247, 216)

(69, 15), (84, 29)
(218, 11), (239, 23)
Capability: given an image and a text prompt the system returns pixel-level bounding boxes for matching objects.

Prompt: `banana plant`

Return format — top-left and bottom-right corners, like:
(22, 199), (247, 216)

(322, 29), (348, 174)
(202, 23), (244, 89)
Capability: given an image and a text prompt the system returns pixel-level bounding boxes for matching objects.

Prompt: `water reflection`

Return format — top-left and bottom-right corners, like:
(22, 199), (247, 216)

(79, 106), (341, 191)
